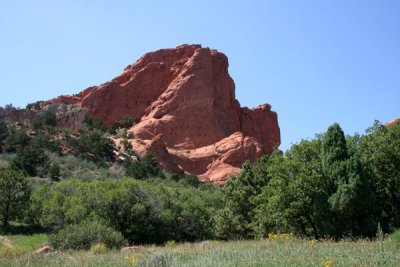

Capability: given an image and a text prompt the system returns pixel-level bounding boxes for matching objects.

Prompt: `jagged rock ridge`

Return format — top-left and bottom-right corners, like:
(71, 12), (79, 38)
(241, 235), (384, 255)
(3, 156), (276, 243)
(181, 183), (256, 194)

(51, 44), (280, 183)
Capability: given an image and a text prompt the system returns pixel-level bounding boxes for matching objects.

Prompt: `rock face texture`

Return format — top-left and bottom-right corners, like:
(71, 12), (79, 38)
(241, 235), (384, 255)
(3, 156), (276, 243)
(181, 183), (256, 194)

(51, 44), (280, 183)
(42, 103), (87, 129)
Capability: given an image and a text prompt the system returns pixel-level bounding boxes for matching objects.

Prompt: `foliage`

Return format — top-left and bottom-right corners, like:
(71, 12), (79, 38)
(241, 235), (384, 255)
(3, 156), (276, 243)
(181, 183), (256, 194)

(50, 154), (124, 181)
(255, 123), (377, 239)
(0, 168), (31, 226)
(3, 130), (31, 152)
(255, 139), (327, 238)
(0, 120), (8, 152)
(214, 157), (270, 239)
(180, 174), (200, 188)
(29, 178), (222, 243)
(72, 130), (114, 163)
(48, 162), (61, 181)
(91, 242), (109, 254)
(321, 123), (376, 237)
(108, 114), (135, 134)
(31, 111), (57, 129)
(388, 229), (400, 246)
(26, 101), (41, 110)
(125, 152), (165, 179)
(11, 144), (49, 177)
(84, 116), (106, 131)
(49, 219), (126, 250)
(43, 111), (57, 127)
(359, 120), (400, 231)
(29, 133), (61, 154)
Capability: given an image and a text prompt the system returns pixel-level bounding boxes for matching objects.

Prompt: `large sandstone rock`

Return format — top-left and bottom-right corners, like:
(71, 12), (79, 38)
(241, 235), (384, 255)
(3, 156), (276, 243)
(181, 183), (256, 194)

(50, 44), (280, 183)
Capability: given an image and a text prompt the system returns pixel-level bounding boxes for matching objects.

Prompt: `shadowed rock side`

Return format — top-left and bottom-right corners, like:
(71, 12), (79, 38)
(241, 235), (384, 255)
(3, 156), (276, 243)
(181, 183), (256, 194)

(51, 44), (280, 183)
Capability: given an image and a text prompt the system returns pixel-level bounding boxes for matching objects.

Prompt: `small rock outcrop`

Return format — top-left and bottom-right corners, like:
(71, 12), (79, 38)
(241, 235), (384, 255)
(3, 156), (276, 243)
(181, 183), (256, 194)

(33, 245), (54, 255)
(50, 44), (280, 183)
(386, 118), (400, 126)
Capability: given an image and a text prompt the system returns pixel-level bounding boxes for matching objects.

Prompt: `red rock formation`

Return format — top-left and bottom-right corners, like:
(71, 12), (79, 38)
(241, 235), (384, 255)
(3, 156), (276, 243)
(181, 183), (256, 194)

(50, 44), (280, 183)
(386, 118), (400, 126)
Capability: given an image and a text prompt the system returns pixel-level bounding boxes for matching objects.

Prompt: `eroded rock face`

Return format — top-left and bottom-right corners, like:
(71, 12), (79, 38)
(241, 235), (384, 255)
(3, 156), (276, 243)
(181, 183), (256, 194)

(42, 103), (86, 129)
(0, 107), (35, 122)
(50, 44), (280, 183)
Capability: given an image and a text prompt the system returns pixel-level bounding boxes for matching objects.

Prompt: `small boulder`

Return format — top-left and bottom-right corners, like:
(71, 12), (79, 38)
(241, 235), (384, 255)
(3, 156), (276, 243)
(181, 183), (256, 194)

(34, 245), (54, 255)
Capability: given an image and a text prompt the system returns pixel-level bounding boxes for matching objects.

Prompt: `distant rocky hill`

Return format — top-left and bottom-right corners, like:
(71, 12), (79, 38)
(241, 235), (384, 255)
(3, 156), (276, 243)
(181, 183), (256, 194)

(4, 44), (281, 183)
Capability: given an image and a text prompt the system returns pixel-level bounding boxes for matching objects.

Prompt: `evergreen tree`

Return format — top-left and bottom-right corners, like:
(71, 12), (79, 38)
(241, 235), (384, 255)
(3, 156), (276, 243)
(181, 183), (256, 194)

(321, 123), (375, 237)
(0, 168), (31, 226)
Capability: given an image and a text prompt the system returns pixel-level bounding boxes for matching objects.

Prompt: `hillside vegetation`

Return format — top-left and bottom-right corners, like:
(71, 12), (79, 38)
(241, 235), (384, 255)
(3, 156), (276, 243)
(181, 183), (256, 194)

(0, 110), (400, 265)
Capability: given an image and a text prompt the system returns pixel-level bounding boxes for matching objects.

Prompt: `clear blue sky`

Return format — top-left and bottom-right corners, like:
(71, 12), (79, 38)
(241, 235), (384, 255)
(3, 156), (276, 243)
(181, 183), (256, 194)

(1, 1), (399, 151)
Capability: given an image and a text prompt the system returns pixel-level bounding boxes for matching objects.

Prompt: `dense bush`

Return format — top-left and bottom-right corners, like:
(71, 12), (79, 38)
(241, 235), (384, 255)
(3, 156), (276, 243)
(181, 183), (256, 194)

(125, 153), (165, 179)
(254, 124), (377, 239)
(11, 144), (49, 177)
(214, 158), (270, 239)
(359, 121), (400, 232)
(3, 130), (31, 152)
(84, 116), (106, 131)
(49, 219), (126, 250)
(31, 111), (57, 129)
(108, 115), (135, 134)
(70, 130), (114, 164)
(30, 178), (222, 243)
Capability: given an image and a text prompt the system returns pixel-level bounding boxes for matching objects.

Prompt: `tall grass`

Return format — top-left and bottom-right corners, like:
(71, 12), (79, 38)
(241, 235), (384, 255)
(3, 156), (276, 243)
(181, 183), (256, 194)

(1, 237), (399, 266)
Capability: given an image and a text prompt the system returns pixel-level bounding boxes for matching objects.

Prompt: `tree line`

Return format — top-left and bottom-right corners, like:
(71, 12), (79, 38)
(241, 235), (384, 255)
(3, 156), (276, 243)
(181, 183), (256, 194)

(0, 116), (399, 248)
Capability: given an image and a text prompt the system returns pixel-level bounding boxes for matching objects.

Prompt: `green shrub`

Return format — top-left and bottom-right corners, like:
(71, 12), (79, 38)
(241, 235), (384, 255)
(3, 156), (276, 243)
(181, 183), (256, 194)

(91, 242), (108, 254)
(125, 152), (165, 179)
(4, 130), (31, 152)
(84, 116), (105, 131)
(43, 111), (57, 127)
(11, 144), (49, 176)
(389, 229), (400, 246)
(48, 162), (61, 181)
(31, 178), (223, 244)
(49, 220), (126, 250)
(75, 130), (114, 163)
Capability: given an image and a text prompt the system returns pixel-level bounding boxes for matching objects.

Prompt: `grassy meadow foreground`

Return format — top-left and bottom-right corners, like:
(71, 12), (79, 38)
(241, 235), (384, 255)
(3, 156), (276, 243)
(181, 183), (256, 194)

(1, 233), (400, 267)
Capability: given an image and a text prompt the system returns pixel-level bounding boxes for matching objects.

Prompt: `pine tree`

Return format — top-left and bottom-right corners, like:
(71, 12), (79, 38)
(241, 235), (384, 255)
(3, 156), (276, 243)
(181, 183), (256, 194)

(321, 123), (376, 237)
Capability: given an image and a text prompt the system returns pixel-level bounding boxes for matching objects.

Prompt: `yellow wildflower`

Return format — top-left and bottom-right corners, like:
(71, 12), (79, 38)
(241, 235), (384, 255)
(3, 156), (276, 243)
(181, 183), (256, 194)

(324, 257), (334, 267)
(125, 255), (137, 266)
(309, 239), (317, 246)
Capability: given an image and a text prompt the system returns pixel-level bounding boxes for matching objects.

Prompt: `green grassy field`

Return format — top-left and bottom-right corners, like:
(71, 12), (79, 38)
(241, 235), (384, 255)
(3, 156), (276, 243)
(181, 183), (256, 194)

(1, 233), (399, 267)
